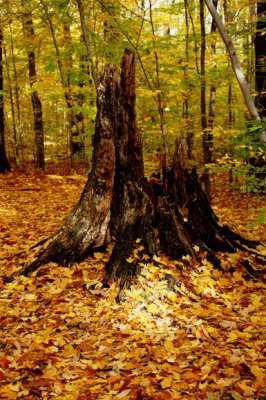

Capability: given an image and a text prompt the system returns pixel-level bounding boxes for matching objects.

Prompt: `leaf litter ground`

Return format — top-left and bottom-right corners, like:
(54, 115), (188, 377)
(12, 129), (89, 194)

(0, 169), (265, 400)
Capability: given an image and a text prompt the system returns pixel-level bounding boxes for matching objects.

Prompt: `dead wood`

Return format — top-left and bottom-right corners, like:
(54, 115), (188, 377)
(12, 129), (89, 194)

(4, 49), (264, 290)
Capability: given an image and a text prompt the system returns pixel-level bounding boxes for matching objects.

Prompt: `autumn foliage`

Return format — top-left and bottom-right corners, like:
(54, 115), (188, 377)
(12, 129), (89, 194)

(0, 169), (265, 399)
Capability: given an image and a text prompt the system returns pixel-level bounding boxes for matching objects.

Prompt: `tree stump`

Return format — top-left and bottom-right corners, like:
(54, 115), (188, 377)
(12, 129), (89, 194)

(5, 49), (263, 292)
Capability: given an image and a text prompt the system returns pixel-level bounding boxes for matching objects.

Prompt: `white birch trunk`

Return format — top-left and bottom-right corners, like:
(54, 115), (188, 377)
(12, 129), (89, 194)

(204, 0), (266, 143)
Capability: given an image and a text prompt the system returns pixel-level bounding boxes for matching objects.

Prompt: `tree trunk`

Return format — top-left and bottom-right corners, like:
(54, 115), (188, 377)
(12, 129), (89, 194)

(21, 1), (45, 169)
(255, 1), (266, 118)
(0, 26), (11, 173)
(6, 50), (262, 294)
(200, 0), (211, 199)
(3, 39), (20, 167)
(39, 0), (84, 161)
(204, 0), (261, 124)
(63, 22), (86, 168)
(76, 0), (98, 89)
(9, 22), (22, 167)
(184, 0), (193, 159)
(13, 63), (118, 277)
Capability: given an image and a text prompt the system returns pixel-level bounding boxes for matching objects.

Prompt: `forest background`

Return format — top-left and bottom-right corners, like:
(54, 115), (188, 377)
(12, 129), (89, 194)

(0, 0), (265, 199)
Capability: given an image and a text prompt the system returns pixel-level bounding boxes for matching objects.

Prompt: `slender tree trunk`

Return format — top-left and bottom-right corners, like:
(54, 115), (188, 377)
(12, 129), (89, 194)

(10, 25), (24, 167)
(200, 0), (207, 130)
(63, 22), (86, 168)
(9, 23), (22, 167)
(204, 0), (261, 123)
(186, 1), (200, 75)
(149, 0), (168, 164)
(223, 0), (234, 129)
(200, 0), (211, 199)
(203, 0), (218, 195)
(39, 0), (83, 147)
(3, 44), (19, 167)
(0, 26), (11, 173)
(21, 1), (45, 169)
(208, 0), (218, 132)
(76, 0), (98, 89)
(255, 1), (266, 118)
(184, 0), (193, 159)
(63, 23), (75, 170)
(246, 3), (256, 88)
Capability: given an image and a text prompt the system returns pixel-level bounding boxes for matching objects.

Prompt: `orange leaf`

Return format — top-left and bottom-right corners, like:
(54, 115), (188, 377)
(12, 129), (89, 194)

(1, 356), (9, 368)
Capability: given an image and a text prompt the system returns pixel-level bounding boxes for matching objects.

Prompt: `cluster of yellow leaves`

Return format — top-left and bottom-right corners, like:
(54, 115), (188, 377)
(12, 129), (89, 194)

(0, 170), (265, 400)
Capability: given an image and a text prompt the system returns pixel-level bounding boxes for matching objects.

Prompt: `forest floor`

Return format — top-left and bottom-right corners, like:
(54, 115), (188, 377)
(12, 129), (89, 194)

(0, 167), (265, 400)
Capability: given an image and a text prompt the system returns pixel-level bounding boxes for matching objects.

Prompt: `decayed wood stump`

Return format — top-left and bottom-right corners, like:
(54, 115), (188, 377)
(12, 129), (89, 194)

(6, 49), (263, 292)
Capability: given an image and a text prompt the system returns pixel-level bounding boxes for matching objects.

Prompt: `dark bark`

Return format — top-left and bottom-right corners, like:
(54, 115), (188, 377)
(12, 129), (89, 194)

(207, 0), (218, 138)
(106, 52), (155, 289)
(0, 26), (11, 173)
(5, 50), (263, 292)
(184, 0), (193, 159)
(11, 63), (118, 278)
(255, 1), (266, 118)
(250, 2), (266, 191)
(200, 0), (212, 199)
(21, 2), (45, 169)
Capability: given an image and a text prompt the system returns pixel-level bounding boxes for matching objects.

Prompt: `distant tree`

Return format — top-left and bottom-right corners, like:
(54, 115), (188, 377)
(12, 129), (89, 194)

(183, 0), (194, 159)
(204, 0), (261, 123)
(4, 21), (21, 167)
(0, 26), (11, 173)
(204, 0), (266, 152)
(40, 0), (85, 168)
(199, 0), (209, 197)
(223, 0), (234, 129)
(202, 0), (218, 199)
(63, 20), (86, 167)
(255, 1), (266, 118)
(21, 0), (45, 169)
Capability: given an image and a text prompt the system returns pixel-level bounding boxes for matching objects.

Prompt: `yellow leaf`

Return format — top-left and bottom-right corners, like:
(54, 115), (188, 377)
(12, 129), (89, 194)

(94, 252), (104, 260)
(126, 257), (134, 263)
(139, 377), (151, 387)
(250, 365), (265, 380)
(173, 372), (180, 380)
(161, 376), (172, 389)
(164, 340), (175, 352)
(149, 265), (160, 273)
(147, 304), (159, 313)
(251, 295), (262, 309)
(6, 283), (25, 291)
(227, 332), (238, 343)
(237, 380), (252, 391)
(0, 385), (18, 399)
(130, 376), (141, 385)
(43, 362), (58, 379)
(216, 377), (236, 387)
(9, 383), (21, 393)
(24, 293), (37, 301)
(249, 365), (261, 376)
